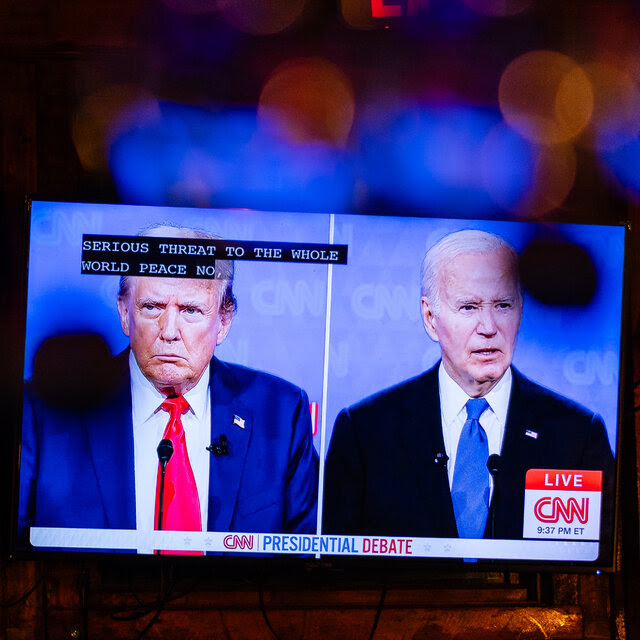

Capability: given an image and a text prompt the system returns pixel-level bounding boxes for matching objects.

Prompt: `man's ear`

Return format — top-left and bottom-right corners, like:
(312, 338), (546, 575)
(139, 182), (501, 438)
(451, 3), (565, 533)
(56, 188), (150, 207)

(216, 312), (233, 345)
(117, 296), (131, 337)
(421, 296), (440, 342)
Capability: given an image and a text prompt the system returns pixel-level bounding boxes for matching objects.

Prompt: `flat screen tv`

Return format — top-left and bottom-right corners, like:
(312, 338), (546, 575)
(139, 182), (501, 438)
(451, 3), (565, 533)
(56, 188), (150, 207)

(13, 200), (625, 568)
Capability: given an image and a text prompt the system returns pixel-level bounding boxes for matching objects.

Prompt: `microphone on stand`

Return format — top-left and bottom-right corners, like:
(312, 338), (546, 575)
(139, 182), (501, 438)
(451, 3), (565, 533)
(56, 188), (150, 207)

(156, 438), (174, 532)
(486, 454), (502, 539)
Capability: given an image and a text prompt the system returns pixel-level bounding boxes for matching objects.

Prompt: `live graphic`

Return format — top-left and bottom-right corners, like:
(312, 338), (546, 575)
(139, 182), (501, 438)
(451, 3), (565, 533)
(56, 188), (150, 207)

(523, 470), (602, 541)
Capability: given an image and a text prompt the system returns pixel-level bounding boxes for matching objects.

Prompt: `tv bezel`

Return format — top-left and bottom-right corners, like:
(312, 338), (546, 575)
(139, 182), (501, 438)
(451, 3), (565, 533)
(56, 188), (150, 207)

(8, 197), (629, 574)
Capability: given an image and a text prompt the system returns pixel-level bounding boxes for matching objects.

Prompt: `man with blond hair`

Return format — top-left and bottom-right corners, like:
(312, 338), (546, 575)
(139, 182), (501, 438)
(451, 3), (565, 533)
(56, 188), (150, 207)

(19, 226), (318, 552)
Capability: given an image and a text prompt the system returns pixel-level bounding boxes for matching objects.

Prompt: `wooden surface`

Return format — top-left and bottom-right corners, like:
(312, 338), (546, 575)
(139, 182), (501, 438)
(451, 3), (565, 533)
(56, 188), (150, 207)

(0, 558), (598, 640)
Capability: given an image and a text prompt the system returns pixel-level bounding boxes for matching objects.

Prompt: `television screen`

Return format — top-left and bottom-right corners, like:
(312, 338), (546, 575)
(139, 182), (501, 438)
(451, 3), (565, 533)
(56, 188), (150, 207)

(15, 200), (624, 566)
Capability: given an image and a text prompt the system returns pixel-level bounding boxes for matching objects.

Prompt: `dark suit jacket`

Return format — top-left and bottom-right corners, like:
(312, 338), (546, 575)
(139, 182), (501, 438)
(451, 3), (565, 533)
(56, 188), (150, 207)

(323, 364), (614, 547)
(18, 353), (318, 548)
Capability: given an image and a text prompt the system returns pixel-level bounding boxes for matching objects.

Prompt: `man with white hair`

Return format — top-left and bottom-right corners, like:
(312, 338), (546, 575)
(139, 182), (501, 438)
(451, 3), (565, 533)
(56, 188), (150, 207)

(323, 229), (613, 544)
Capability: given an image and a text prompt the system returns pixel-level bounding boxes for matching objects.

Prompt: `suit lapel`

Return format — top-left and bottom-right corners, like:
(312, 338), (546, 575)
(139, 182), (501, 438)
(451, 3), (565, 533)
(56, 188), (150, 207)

(207, 359), (252, 532)
(494, 368), (540, 538)
(500, 369), (543, 467)
(84, 362), (136, 529)
(397, 367), (458, 537)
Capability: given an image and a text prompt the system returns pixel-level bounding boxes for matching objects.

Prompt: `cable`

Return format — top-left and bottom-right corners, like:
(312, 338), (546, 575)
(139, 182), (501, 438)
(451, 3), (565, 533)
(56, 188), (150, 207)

(135, 600), (166, 640)
(367, 584), (387, 640)
(110, 563), (173, 638)
(256, 571), (386, 640)
(0, 576), (43, 608)
(110, 563), (202, 639)
(79, 565), (90, 640)
(258, 584), (283, 640)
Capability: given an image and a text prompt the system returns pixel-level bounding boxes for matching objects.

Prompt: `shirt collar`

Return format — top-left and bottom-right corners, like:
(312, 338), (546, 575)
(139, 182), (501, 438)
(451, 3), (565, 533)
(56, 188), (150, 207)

(438, 362), (512, 425)
(129, 350), (210, 423)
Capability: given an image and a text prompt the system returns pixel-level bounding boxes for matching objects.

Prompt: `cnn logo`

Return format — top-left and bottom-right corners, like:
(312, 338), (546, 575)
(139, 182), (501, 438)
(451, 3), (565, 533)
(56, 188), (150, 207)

(223, 534), (255, 550)
(534, 497), (589, 524)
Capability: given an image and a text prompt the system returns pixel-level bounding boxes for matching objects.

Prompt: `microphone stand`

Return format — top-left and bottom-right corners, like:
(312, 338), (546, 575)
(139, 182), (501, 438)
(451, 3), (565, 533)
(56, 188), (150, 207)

(487, 454), (502, 539)
(156, 439), (174, 554)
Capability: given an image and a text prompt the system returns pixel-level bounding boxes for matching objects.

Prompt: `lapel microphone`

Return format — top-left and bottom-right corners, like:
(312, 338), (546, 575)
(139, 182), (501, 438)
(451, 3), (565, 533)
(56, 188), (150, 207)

(487, 454), (502, 477)
(433, 451), (449, 467)
(207, 434), (229, 457)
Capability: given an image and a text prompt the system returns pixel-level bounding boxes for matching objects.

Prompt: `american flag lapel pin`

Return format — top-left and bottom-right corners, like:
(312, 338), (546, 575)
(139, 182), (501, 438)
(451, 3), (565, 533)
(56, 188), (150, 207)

(525, 429), (538, 439)
(233, 414), (245, 429)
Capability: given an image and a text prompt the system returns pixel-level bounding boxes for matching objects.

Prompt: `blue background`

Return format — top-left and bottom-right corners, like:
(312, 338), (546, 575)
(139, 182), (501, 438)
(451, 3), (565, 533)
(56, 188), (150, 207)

(326, 215), (624, 456)
(25, 202), (625, 458)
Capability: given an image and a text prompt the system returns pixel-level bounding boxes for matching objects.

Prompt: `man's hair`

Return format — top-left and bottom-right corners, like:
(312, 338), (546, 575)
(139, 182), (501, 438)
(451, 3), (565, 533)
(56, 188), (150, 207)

(118, 224), (237, 317)
(421, 229), (521, 313)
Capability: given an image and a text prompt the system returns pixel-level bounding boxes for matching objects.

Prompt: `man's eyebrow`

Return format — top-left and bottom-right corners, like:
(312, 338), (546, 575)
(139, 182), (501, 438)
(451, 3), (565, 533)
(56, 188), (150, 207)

(452, 295), (516, 306)
(135, 296), (208, 309)
(453, 296), (481, 305)
(136, 296), (164, 306)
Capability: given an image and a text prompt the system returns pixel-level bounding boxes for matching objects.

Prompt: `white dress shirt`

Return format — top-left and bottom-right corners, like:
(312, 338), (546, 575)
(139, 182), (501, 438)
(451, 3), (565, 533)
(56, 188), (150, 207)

(438, 363), (512, 494)
(129, 351), (211, 553)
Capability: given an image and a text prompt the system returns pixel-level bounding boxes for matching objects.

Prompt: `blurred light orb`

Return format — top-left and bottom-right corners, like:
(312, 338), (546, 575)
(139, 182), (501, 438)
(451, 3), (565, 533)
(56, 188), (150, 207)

(511, 142), (576, 217)
(340, 0), (378, 30)
(228, 137), (355, 212)
(480, 122), (576, 217)
(600, 137), (640, 199)
(170, 148), (225, 207)
(109, 104), (256, 205)
(499, 50), (594, 144)
(359, 105), (502, 216)
(479, 122), (535, 212)
(219, 0), (306, 35)
(72, 85), (159, 172)
(422, 112), (491, 188)
(580, 62), (640, 152)
(258, 58), (355, 147)
(160, 0), (218, 14)
(462, 0), (531, 17)
(108, 102), (354, 210)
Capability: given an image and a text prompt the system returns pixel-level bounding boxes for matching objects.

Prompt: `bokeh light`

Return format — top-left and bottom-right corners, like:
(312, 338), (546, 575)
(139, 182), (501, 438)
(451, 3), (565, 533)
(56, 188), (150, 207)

(340, 0), (378, 30)
(499, 50), (594, 145)
(219, 0), (307, 35)
(580, 61), (640, 152)
(462, 0), (532, 18)
(479, 122), (536, 212)
(359, 104), (501, 216)
(222, 127), (355, 212)
(108, 101), (355, 210)
(356, 100), (578, 217)
(340, 0), (479, 33)
(516, 144), (576, 218)
(258, 58), (355, 147)
(600, 137), (640, 200)
(159, 0), (217, 15)
(72, 85), (160, 173)
(483, 126), (576, 217)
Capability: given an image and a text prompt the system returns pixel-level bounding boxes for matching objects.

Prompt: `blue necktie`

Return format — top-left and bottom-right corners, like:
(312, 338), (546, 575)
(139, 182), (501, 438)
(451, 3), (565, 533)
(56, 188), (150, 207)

(451, 398), (490, 538)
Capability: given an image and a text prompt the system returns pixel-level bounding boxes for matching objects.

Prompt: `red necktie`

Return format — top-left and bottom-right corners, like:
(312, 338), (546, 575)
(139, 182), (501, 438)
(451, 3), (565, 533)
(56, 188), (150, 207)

(154, 395), (202, 554)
